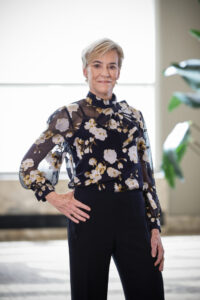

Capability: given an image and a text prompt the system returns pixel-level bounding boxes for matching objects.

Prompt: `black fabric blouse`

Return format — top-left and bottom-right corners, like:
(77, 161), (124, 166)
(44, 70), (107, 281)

(19, 90), (162, 232)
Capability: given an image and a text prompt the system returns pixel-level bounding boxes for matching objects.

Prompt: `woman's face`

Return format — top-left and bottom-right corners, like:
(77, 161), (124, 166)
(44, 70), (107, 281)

(83, 50), (120, 100)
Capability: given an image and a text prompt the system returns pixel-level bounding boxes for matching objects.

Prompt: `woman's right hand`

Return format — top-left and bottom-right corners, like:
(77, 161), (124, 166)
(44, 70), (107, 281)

(46, 190), (91, 223)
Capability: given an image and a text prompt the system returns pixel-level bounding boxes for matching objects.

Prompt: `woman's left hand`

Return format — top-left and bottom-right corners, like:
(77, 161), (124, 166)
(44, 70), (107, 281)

(150, 228), (165, 272)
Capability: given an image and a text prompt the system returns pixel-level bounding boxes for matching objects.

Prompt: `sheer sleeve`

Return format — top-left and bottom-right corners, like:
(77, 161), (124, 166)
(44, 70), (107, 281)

(19, 106), (75, 202)
(137, 110), (162, 233)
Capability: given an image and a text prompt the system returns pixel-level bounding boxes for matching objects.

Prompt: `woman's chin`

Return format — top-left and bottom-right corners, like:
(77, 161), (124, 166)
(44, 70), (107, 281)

(95, 87), (113, 97)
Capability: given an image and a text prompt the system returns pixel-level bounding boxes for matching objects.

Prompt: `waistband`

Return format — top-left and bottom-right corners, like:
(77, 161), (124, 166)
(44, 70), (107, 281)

(74, 183), (143, 195)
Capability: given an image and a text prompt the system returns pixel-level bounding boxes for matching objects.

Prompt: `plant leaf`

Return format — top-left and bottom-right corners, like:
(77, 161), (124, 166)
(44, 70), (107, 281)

(161, 121), (192, 187)
(163, 59), (200, 91)
(168, 95), (182, 111)
(189, 29), (200, 40)
(168, 92), (200, 111)
(161, 152), (176, 188)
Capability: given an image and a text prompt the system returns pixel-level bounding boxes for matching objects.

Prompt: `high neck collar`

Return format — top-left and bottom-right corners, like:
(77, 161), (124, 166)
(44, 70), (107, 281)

(86, 91), (117, 108)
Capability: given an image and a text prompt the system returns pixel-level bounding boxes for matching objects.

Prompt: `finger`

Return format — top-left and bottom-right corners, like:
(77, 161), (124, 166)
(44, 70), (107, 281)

(154, 246), (164, 266)
(73, 207), (90, 219)
(159, 257), (164, 272)
(73, 198), (91, 211)
(72, 211), (87, 222)
(68, 214), (79, 223)
(151, 239), (158, 257)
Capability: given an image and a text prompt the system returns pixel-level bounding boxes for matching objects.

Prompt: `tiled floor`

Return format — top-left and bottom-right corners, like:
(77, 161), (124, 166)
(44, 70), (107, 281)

(0, 235), (200, 299)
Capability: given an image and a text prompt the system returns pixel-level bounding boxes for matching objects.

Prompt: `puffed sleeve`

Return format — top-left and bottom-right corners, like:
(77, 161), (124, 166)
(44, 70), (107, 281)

(19, 106), (73, 202)
(137, 110), (162, 233)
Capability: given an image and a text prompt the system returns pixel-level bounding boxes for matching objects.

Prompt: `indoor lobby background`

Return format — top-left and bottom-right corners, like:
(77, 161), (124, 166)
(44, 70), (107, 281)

(0, 0), (200, 299)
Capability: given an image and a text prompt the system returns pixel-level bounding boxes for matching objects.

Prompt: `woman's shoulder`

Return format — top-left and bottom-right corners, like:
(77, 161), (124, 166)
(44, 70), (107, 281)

(117, 99), (142, 120)
(47, 99), (84, 123)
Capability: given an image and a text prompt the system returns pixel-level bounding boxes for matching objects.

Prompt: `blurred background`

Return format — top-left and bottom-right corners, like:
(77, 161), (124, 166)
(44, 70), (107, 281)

(0, 0), (200, 240)
(0, 0), (200, 299)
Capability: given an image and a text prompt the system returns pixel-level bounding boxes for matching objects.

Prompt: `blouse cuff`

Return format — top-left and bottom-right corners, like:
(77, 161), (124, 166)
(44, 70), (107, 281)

(147, 217), (161, 233)
(33, 180), (55, 202)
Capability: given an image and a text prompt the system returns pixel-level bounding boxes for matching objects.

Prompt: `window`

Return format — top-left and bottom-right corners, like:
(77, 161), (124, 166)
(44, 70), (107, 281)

(0, 0), (156, 173)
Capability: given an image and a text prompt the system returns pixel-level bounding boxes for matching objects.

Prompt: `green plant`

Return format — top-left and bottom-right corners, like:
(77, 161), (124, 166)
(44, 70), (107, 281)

(161, 18), (200, 188)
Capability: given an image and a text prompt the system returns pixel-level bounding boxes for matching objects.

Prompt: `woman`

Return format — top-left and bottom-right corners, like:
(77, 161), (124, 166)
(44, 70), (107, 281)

(19, 38), (165, 300)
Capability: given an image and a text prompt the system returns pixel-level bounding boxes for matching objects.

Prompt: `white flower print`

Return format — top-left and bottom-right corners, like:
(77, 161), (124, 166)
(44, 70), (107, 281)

(35, 134), (46, 145)
(119, 102), (132, 115)
(125, 178), (139, 189)
(147, 212), (151, 218)
(90, 127), (108, 141)
(118, 162), (123, 169)
(84, 147), (90, 154)
(119, 102), (128, 111)
(25, 170), (45, 185)
(84, 118), (97, 131)
(89, 158), (97, 166)
(52, 134), (64, 144)
(21, 158), (34, 171)
(66, 131), (73, 138)
(85, 119), (108, 140)
(137, 137), (146, 152)
(89, 169), (102, 182)
(104, 149), (117, 164)
(128, 145), (138, 163)
(55, 118), (69, 132)
(74, 176), (80, 184)
(96, 163), (106, 174)
(35, 131), (54, 145)
(102, 107), (113, 115)
(29, 170), (42, 182)
(128, 126), (137, 137)
(107, 167), (121, 178)
(114, 183), (123, 192)
(109, 118), (119, 129)
(67, 103), (79, 118)
(73, 137), (84, 159)
(45, 152), (61, 170)
(143, 149), (150, 163)
(156, 219), (161, 226)
(143, 181), (149, 191)
(46, 184), (54, 191)
(147, 192), (157, 209)
(123, 136), (134, 148)
(23, 175), (32, 186)
(84, 163), (106, 183)
(132, 109), (141, 122)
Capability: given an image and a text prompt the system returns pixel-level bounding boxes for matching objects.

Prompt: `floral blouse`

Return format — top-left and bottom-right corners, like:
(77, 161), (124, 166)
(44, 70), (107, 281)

(19, 90), (162, 232)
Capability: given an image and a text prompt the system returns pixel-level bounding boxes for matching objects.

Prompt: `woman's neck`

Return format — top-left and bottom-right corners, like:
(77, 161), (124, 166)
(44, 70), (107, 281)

(89, 89), (112, 100)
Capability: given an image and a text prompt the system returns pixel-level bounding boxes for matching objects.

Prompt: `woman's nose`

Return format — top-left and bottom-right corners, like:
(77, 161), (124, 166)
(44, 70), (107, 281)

(100, 66), (110, 77)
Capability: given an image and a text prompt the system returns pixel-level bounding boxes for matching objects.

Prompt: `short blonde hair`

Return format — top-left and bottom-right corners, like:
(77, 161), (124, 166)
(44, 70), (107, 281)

(81, 38), (124, 69)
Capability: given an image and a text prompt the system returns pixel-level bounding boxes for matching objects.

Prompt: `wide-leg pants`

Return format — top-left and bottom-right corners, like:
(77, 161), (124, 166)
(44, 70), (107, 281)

(66, 185), (165, 300)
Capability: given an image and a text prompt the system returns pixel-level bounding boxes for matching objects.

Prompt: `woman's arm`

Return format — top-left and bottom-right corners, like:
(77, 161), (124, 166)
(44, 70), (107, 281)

(137, 110), (165, 271)
(19, 104), (92, 223)
(19, 106), (70, 201)
(137, 110), (162, 233)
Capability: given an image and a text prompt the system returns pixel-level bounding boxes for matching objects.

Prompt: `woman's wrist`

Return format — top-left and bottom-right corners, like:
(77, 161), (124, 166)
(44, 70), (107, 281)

(151, 228), (160, 235)
(46, 191), (58, 202)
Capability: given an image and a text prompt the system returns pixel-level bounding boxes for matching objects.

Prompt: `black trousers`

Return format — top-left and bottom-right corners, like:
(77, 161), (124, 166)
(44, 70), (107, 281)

(66, 185), (165, 300)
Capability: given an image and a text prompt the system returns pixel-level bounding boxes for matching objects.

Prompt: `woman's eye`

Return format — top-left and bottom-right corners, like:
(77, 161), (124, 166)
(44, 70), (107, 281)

(109, 65), (117, 69)
(93, 64), (100, 68)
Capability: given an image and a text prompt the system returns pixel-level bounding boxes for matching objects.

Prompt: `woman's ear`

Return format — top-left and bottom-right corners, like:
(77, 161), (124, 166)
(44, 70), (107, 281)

(83, 67), (88, 80)
(117, 68), (121, 80)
